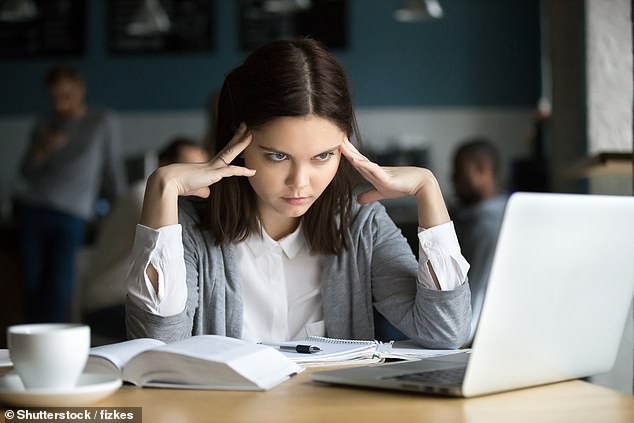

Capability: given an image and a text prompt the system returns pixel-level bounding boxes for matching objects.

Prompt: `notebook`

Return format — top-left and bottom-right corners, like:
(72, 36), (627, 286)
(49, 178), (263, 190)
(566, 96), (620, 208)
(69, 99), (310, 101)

(270, 336), (384, 366)
(266, 336), (467, 367)
(312, 193), (634, 397)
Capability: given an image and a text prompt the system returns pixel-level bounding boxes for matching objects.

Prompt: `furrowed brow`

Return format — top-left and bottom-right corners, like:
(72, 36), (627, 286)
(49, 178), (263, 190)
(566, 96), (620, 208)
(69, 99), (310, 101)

(318, 145), (341, 154)
(259, 145), (292, 157)
(258, 144), (341, 157)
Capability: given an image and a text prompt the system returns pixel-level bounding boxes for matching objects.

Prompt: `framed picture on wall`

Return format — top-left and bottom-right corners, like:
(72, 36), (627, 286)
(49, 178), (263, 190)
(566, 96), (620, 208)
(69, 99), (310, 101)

(108, 0), (213, 54)
(0, 0), (86, 58)
(239, 0), (347, 51)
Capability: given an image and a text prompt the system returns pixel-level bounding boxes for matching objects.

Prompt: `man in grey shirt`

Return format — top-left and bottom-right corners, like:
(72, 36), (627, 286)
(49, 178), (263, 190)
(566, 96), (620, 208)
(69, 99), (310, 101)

(14, 65), (127, 323)
(450, 138), (507, 345)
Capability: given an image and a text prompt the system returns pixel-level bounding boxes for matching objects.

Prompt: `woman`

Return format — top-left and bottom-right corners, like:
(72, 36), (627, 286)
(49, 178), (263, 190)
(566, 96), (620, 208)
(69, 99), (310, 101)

(126, 38), (471, 348)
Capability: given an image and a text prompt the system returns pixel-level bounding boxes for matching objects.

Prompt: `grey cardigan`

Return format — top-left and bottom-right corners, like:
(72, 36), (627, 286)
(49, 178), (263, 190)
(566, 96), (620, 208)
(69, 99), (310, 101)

(17, 109), (127, 220)
(126, 198), (472, 348)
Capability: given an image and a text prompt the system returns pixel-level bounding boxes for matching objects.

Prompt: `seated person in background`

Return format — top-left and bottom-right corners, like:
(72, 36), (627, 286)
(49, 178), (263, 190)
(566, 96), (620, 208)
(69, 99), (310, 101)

(82, 137), (208, 343)
(125, 38), (471, 348)
(450, 138), (507, 344)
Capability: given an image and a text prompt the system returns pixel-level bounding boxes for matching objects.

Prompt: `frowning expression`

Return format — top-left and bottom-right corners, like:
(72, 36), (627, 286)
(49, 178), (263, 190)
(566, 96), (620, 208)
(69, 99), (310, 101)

(242, 114), (345, 237)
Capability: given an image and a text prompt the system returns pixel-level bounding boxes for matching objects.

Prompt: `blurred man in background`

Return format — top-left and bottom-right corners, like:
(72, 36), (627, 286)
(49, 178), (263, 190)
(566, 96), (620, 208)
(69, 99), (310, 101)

(13, 65), (127, 323)
(450, 138), (507, 344)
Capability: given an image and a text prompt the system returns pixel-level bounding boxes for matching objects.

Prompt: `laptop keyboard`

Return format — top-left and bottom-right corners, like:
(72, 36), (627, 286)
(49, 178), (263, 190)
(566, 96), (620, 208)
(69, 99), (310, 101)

(389, 366), (467, 385)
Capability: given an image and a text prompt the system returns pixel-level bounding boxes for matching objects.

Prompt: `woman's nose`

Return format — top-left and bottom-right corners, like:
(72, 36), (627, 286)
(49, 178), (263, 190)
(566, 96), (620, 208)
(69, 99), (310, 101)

(286, 163), (309, 189)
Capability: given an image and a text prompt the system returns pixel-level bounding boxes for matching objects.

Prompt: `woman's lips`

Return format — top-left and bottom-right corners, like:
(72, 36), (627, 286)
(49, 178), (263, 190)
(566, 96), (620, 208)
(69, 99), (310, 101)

(283, 197), (310, 206)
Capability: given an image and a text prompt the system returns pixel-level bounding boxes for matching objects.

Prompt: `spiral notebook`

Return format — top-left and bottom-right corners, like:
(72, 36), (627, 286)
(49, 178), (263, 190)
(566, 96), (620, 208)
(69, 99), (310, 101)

(274, 336), (388, 366)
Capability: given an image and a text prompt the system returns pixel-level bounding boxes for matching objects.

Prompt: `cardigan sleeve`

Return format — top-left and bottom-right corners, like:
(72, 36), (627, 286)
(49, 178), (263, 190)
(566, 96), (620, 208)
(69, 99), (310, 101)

(368, 204), (472, 349)
(126, 199), (201, 343)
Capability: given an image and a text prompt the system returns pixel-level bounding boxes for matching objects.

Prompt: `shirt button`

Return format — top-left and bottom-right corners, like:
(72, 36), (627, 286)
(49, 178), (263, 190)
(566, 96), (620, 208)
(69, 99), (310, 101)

(424, 240), (433, 248)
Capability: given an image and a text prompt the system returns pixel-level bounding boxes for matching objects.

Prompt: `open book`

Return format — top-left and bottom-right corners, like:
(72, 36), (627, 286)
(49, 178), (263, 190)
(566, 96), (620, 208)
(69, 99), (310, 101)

(85, 335), (302, 391)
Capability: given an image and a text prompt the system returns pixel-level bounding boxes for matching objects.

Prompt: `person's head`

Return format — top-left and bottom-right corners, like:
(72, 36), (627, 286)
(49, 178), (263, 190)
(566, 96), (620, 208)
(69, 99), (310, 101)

(44, 65), (85, 119)
(207, 38), (359, 254)
(158, 137), (209, 167)
(452, 138), (500, 206)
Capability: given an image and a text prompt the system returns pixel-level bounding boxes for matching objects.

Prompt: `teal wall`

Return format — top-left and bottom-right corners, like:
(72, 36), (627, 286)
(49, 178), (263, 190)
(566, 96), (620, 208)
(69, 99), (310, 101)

(0, 0), (540, 115)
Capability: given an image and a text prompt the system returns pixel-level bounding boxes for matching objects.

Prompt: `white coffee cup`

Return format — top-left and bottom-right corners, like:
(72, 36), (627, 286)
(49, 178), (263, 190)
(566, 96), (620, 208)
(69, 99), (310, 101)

(7, 323), (90, 390)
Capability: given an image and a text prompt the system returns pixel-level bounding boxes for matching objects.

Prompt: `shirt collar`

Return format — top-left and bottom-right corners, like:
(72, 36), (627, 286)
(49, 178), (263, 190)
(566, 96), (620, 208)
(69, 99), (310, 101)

(244, 223), (307, 259)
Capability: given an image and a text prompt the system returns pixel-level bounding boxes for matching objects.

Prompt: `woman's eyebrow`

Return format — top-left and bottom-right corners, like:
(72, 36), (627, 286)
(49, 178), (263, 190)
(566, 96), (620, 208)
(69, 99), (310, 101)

(319, 145), (342, 154)
(258, 145), (340, 156)
(258, 145), (288, 154)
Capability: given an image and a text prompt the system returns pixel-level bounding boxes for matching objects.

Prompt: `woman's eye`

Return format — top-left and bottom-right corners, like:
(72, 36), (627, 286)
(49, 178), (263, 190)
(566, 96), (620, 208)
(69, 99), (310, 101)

(266, 153), (287, 162)
(314, 152), (334, 161)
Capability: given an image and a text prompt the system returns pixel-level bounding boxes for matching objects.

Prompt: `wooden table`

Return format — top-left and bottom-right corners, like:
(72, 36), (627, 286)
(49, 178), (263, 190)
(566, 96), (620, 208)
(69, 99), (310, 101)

(90, 368), (634, 423)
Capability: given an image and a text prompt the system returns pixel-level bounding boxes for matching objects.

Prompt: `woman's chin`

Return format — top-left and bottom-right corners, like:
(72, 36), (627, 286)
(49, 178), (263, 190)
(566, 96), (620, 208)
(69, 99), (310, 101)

(278, 201), (313, 218)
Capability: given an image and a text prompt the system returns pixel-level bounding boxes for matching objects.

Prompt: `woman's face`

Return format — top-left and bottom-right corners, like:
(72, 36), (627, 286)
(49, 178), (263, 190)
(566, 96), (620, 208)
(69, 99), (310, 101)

(242, 114), (345, 238)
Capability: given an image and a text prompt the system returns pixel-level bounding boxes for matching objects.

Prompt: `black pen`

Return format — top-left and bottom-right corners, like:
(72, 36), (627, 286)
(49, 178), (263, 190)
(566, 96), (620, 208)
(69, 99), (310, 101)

(280, 344), (321, 354)
(263, 343), (322, 354)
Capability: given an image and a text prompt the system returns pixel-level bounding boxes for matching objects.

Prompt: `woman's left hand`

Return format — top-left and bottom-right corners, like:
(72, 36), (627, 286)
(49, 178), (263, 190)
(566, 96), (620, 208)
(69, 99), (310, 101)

(340, 138), (434, 204)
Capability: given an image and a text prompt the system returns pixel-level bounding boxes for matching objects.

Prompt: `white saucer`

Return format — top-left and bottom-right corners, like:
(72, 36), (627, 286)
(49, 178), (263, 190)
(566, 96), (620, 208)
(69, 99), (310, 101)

(0, 372), (122, 407)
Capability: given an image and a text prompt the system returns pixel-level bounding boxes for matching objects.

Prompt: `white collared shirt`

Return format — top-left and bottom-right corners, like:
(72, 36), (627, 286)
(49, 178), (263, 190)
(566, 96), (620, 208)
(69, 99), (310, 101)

(238, 225), (324, 342)
(127, 221), (469, 342)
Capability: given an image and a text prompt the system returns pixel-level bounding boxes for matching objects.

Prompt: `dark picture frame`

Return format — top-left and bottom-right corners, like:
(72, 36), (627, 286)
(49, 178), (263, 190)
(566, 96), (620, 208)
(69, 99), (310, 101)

(239, 0), (347, 51)
(107, 0), (213, 55)
(0, 0), (86, 58)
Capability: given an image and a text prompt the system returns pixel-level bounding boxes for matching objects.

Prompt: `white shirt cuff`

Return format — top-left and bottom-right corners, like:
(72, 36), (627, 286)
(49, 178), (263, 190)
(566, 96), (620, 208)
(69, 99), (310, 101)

(416, 221), (470, 291)
(127, 224), (187, 316)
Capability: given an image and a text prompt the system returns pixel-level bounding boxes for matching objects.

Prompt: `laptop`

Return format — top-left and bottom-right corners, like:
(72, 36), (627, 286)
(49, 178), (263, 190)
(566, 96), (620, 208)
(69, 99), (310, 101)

(312, 192), (634, 397)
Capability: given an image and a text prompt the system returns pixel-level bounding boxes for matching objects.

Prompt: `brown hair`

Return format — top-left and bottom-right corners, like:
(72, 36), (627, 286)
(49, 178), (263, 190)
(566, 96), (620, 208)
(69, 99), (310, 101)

(44, 65), (82, 87)
(204, 38), (360, 255)
(158, 137), (202, 166)
(454, 138), (500, 179)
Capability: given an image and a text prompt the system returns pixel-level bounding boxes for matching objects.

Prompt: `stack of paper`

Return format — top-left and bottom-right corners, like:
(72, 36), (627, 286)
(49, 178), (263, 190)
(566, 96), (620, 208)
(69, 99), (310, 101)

(269, 337), (469, 367)
(387, 340), (470, 361)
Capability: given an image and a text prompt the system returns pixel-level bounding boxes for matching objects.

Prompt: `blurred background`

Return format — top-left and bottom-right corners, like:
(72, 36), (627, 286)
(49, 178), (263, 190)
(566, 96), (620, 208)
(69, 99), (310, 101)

(0, 0), (632, 393)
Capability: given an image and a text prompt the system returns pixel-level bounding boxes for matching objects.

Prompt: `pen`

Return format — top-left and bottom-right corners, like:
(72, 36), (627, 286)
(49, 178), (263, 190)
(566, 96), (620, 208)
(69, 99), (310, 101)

(280, 344), (321, 354)
(263, 344), (322, 354)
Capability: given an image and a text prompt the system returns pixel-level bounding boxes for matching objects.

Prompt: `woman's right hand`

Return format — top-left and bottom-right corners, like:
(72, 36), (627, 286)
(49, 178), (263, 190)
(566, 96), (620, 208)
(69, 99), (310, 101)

(154, 123), (256, 198)
(140, 123), (256, 229)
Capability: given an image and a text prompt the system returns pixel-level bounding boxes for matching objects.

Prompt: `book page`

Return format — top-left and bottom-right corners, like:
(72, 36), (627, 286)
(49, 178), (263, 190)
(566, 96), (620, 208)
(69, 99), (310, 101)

(123, 335), (301, 390)
(227, 347), (303, 389)
(87, 338), (165, 372)
(155, 335), (269, 362)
